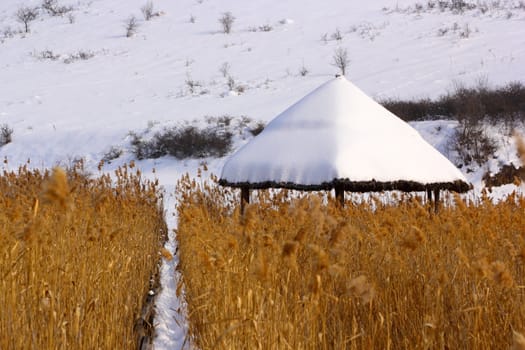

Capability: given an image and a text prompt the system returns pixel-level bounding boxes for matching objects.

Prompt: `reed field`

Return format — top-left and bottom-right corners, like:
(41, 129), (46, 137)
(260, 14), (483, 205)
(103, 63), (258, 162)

(176, 174), (525, 349)
(0, 162), (167, 349)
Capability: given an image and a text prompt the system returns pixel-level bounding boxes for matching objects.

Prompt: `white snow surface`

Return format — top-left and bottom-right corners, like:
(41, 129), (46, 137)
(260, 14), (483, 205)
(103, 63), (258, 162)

(1, 0), (525, 349)
(221, 76), (468, 186)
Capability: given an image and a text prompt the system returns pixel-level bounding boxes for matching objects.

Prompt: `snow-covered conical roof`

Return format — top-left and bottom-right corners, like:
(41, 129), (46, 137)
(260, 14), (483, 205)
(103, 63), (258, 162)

(220, 76), (470, 192)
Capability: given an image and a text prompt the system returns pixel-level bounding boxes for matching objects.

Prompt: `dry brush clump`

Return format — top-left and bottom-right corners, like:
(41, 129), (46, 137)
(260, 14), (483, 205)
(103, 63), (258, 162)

(129, 116), (263, 161)
(381, 81), (525, 123)
(176, 175), (525, 349)
(0, 162), (167, 349)
(0, 123), (13, 146)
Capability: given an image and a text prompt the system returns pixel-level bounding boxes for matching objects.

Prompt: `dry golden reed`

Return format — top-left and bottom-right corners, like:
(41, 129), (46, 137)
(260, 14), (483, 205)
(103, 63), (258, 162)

(0, 163), (167, 349)
(515, 131), (525, 165)
(176, 175), (525, 349)
(513, 331), (525, 350)
(42, 167), (70, 208)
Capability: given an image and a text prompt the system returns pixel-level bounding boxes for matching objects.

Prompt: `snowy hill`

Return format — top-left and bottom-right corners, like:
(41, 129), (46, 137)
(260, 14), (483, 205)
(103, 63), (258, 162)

(1, 0), (525, 348)
(2, 0), (525, 174)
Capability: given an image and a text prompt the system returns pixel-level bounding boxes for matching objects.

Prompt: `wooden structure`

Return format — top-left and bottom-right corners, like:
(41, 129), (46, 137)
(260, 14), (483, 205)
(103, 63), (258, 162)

(225, 180), (465, 211)
(219, 76), (470, 210)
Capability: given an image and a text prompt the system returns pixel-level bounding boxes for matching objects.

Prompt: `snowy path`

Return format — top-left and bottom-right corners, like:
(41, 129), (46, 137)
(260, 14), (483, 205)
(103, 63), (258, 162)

(149, 187), (190, 349)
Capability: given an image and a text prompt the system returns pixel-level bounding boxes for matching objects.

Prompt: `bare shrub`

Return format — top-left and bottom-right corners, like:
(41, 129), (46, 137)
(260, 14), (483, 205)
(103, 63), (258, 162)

(63, 50), (95, 63)
(41, 0), (56, 13)
(35, 49), (94, 63)
(131, 125), (233, 160)
(55, 1), (72, 15)
(129, 131), (147, 160)
(124, 15), (139, 37)
(249, 121), (265, 136)
(332, 47), (350, 76)
(223, 75), (245, 94)
(437, 26), (449, 36)
(16, 7), (39, 33)
(436, 22), (474, 39)
(381, 98), (440, 121)
(101, 146), (123, 164)
(389, 0), (479, 14)
(0, 124), (13, 146)
(258, 24), (273, 32)
(450, 0), (470, 12)
(130, 116), (266, 160)
(37, 49), (60, 60)
(42, 0), (73, 16)
(234, 84), (246, 94)
(331, 28), (343, 41)
(77, 51), (93, 59)
(299, 65), (309, 76)
(483, 163), (525, 187)
(219, 12), (235, 34)
(141, 1), (154, 21)
(219, 62), (230, 78)
(478, 2), (489, 13)
(382, 81), (525, 123)
(459, 23), (471, 38)
(185, 74), (203, 94)
(231, 115), (251, 132)
(207, 115), (233, 127)
(452, 119), (497, 168)
(226, 76), (236, 91)
(2, 26), (22, 39)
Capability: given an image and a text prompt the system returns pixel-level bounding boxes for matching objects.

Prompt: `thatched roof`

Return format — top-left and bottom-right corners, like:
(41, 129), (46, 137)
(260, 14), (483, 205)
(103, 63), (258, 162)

(220, 76), (470, 193)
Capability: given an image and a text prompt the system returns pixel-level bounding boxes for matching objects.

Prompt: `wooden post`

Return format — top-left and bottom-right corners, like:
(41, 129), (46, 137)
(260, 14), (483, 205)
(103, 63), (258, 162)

(240, 187), (250, 213)
(433, 188), (440, 213)
(427, 188), (433, 214)
(334, 185), (345, 207)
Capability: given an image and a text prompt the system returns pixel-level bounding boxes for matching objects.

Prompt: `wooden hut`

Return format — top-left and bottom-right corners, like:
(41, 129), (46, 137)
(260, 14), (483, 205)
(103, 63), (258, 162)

(219, 76), (470, 210)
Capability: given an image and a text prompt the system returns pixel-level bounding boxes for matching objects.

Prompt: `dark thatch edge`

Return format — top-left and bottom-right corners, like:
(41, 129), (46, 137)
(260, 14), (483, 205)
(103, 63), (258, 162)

(218, 178), (471, 193)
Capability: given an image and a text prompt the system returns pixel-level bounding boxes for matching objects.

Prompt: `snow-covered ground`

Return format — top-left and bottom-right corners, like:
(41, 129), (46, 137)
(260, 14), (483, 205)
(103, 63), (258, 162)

(1, 0), (525, 348)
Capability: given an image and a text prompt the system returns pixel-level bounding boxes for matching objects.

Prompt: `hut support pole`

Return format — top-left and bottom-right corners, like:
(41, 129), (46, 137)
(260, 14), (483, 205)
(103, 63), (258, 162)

(427, 189), (433, 204)
(433, 189), (440, 213)
(334, 185), (345, 207)
(241, 187), (250, 213)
